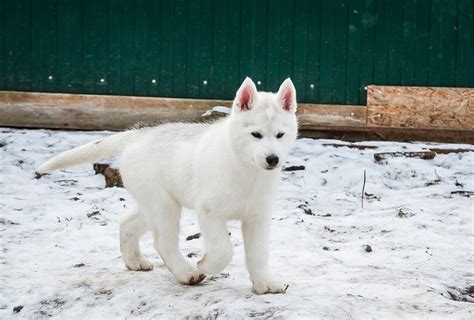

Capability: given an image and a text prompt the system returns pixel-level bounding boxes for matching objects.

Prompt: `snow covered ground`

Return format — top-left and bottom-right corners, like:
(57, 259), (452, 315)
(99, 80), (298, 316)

(1, 128), (473, 319)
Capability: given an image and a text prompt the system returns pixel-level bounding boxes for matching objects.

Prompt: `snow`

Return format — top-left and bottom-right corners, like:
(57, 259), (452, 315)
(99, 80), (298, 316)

(1, 127), (473, 319)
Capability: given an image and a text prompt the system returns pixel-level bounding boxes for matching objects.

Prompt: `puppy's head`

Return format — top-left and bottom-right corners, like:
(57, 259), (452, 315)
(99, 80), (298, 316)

(228, 77), (298, 171)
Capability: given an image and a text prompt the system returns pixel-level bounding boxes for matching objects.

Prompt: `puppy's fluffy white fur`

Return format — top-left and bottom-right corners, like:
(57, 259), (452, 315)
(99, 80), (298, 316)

(38, 77), (298, 294)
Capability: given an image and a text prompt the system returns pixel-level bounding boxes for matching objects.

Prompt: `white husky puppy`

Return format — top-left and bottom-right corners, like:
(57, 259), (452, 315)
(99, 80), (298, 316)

(37, 77), (298, 294)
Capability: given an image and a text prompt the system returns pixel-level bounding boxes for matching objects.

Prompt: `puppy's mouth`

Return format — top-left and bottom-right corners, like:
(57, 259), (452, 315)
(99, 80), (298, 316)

(265, 165), (279, 171)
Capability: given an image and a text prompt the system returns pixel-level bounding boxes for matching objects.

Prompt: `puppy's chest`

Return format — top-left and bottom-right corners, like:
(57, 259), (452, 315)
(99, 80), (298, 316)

(197, 176), (275, 218)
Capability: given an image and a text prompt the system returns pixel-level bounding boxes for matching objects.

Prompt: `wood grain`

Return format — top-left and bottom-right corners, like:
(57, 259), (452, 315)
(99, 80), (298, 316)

(0, 91), (232, 130)
(297, 104), (366, 127)
(0, 91), (365, 130)
(367, 86), (474, 130)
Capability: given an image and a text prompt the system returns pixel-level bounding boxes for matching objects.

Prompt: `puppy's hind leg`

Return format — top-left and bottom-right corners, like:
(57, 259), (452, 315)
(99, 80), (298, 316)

(147, 197), (205, 285)
(120, 207), (154, 271)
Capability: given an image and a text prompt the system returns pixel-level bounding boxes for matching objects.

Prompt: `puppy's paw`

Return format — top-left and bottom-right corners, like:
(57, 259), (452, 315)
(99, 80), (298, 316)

(252, 279), (289, 295)
(125, 258), (154, 271)
(177, 269), (206, 285)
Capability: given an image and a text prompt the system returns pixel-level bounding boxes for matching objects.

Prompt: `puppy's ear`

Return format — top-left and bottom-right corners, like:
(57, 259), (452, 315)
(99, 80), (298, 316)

(276, 78), (297, 113)
(233, 77), (258, 112)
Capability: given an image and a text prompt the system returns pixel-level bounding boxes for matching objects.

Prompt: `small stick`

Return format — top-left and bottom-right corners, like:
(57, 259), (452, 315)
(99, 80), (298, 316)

(322, 143), (378, 150)
(361, 170), (366, 208)
(282, 165), (305, 171)
(374, 151), (436, 162)
(429, 148), (474, 154)
(451, 191), (474, 197)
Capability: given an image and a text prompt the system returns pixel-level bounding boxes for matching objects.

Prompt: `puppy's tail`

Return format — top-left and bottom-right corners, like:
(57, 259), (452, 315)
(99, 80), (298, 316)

(36, 130), (138, 174)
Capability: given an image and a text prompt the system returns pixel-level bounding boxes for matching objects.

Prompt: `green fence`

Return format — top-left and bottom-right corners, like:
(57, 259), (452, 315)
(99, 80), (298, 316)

(1, 0), (472, 105)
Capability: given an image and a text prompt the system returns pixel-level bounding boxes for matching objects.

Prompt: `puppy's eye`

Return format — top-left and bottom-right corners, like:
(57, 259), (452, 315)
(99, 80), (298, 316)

(276, 132), (285, 139)
(251, 132), (263, 139)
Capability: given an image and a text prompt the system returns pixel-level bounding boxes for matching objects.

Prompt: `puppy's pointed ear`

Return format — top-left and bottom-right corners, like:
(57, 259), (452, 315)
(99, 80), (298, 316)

(233, 77), (258, 112)
(277, 78), (297, 113)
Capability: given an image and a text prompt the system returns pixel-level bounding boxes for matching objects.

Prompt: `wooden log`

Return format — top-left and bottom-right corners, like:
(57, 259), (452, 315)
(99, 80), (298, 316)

(0, 91), (365, 130)
(0, 91), (232, 130)
(297, 104), (366, 127)
(367, 86), (474, 130)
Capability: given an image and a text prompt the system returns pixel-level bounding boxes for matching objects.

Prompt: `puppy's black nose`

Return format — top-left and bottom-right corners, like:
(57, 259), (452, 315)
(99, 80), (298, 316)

(266, 155), (279, 167)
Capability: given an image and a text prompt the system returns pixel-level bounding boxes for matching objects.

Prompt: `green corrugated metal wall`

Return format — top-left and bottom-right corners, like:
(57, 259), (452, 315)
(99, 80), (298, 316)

(0, 0), (472, 105)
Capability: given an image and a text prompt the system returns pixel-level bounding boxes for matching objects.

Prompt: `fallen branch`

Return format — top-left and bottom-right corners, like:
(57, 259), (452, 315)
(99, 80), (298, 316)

(374, 151), (436, 162)
(428, 148), (474, 154)
(361, 170), (366, 208)
(322, 143), (378, 150)
(186, 233), (201, 241)
(450, 191), (474, 197)
(297, 204), (314, 215)
(282, 165), (305, 171)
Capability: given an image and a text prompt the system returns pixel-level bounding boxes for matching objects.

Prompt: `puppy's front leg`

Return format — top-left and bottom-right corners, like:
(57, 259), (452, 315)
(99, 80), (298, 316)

(197, 214), (233, 274)
(241, 213), (288, 294)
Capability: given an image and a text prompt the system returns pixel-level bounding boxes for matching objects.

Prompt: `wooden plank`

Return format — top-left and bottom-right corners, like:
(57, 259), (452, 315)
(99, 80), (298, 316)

(297, 104), (366, 127)
(367, 85), (474, 130)
(0, 91), (232, 131)
(0, 91), (365, 130)
(299, 126), (474, 144)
